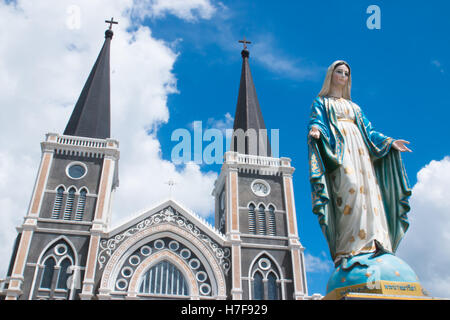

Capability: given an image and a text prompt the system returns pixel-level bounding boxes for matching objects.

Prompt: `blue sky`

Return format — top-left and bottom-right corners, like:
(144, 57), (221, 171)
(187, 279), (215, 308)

(148, 1), (450, 295)
(1, 0), (449, 298)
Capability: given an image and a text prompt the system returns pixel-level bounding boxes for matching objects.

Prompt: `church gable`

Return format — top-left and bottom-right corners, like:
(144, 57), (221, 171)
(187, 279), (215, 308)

(95, 200), (230, 299)
(106, 199), (226, 244)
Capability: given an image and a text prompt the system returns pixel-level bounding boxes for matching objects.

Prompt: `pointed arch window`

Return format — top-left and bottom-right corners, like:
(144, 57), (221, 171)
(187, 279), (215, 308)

(75, 189), (87, 221)
(34, 240), (76, 300)
(56, 258), (72, 290)
(63, 188), (76, 220)
(51, 187), (65, 219)
(268, 205), (276, 236)
(252, 271), (264, 300)
(267, 272), (280, 300)
(139, 261), (189, 297)
(250, 256), (282, 300)
(40, 257), (56, 289)
(257, 204), (267, 235)
(248, 204), (256, 234)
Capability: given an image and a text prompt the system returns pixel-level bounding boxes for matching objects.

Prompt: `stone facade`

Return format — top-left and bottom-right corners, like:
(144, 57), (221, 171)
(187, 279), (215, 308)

(1, 134), (311, 300)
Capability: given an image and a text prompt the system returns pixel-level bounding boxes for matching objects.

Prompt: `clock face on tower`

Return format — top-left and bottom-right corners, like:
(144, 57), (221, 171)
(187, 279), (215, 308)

(251, 180), (270, 197)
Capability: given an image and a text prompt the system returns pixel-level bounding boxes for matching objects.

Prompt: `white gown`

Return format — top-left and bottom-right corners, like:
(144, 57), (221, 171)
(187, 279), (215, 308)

(328, 97), (392, 263)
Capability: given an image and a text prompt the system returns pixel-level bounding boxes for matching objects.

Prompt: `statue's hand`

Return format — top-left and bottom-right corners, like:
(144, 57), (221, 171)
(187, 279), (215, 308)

(309, 127), (320, 140)
(392, 139), (412, 152)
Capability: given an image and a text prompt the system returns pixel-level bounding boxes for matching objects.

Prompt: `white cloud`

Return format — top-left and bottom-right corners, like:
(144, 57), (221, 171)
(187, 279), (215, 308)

(396, 156), (450, 298)
(131, 0), (217, 22)
(251, 34), (324, 81)
(0, 0), (217, 278)
(304, 252), (333, 274)
(206, 112), (234, 132)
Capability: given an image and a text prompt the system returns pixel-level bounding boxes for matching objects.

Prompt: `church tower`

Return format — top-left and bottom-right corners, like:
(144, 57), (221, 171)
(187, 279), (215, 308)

(4, 21), (119, 300)
(213, 42), (308, 300)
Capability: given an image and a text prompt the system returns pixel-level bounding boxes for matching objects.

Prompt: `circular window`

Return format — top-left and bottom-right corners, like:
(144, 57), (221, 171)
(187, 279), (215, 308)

(196, 271), (208, 283)
(169, 241), (179, 251)
(258, 258), (271, 270)
(129, 255), (141, 266)
(154, 240), (165, 250)
(54, 244), (68, 256)
(116, 279), (128, 291)
(140, 246), (152, 256)
(121, 267), (133, 278)
(199, 283), (211, 296)
(66, 162), (87, 180)
(189, 259), (200, 270)
(180, 249), (191, 260)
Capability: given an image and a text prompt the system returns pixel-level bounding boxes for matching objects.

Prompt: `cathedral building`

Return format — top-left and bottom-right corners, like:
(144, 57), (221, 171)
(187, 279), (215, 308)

(1, 23), (316, 300)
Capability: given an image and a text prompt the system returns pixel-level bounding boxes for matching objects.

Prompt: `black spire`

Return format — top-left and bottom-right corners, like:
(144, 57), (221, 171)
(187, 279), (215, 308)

(63, 20), (117, 139)
(231, 40), (271, 157)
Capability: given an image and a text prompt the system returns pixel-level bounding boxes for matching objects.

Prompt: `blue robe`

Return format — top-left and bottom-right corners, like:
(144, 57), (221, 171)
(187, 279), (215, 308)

(307, 96), (411, 261)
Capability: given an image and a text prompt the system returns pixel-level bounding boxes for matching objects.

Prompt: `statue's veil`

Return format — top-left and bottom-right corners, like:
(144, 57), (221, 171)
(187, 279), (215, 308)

(318, 60), (352, 100)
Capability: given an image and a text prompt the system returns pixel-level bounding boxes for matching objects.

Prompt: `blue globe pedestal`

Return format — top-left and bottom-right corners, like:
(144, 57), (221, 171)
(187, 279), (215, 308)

(324, 252), (428, 300)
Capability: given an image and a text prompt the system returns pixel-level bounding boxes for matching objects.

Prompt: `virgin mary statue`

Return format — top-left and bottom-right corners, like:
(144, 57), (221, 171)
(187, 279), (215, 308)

(308, 60), (412, 267)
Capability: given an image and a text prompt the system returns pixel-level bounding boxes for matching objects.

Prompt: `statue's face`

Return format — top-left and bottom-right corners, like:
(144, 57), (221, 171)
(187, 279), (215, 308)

(332, 64), (350, 88)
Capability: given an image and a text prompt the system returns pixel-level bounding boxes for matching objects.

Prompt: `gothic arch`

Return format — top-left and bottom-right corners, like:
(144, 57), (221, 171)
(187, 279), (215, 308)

(30, 236), (78, 300)
(248, 250), (284, 279)
(77, 186), (90, 195)
(54, 184), (66, 192)
(36, 236), (78, 266)
(99, 222), (227, 299)
(267, 270), (279, 281)
(247, 251), (285, 300)
(256, 202), (266, 209)
(65, 185), (78, 193)
(248, 251), (283, 280)
(127, 249), (199, 298)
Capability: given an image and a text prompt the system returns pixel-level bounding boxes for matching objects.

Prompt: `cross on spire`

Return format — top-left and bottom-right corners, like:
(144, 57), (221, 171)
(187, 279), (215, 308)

(64, 17), (114, 139)
(105, 17), (118, 30)
(238, 36), (251, 50)
(165, 179), (177, 198)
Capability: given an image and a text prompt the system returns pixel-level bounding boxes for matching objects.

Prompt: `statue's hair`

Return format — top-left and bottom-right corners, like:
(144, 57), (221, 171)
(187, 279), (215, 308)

(318, 60), (352, 100)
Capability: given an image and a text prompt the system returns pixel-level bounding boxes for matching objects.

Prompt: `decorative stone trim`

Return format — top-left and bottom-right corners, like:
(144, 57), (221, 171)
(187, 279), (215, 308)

(98, 207), (230, 274)
(42, 133), (119, 159)
(127, 250), (199, 299)
(98, 217), (228, 298)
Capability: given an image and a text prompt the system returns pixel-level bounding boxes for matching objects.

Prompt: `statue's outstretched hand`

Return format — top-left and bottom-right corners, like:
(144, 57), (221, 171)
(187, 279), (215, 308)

(392, 139), (412, 152)
(309, 127), (320, 140)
